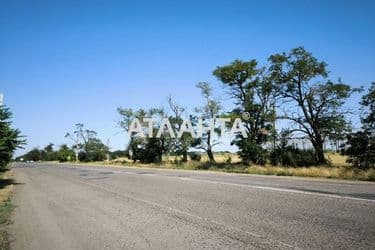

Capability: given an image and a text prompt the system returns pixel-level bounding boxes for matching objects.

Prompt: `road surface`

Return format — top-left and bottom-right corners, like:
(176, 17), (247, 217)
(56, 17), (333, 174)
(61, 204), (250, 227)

(9, 163), (375, 249)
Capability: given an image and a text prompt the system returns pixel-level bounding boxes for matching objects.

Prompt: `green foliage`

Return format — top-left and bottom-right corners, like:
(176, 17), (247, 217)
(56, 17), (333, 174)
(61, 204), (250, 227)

(17, 144), (75, 162)
(225, 156), (232, 164)
(42, 143), (58, 161)
(361, 82), (375, 131)
(168, 97), (193, 162)
(129, 137), (166, 163)
(213, 59), (275, 164)
(189, 152), (201, 162)
(78, 138), (109, 162)
(235, 139), (267, 165)
(56, 144), (75, 162)
(65, 123), (97, 154)
(343, 83), (375, 169)
(0, 199), (13, 225)
(19, 148), (43, 161)
(0, 106), (25, 169)
(64, 123), (110, 162)
(118, 108), (170, 164)
(269, 130), (318, 167)
(109, 150), (127, 159)
(269, 47), (357, 164)
(270, 147), (318, 167)
(193, 82), (221, 162)
(343, 131), (375, 169)
(0, 198), (13, 250)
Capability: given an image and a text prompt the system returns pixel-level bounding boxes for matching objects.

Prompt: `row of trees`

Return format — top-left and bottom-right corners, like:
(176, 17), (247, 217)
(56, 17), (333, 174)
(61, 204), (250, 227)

(118, 47), (373, 168)
(16, 143), (75, 162)
(118, 82), (222, 164)
(17, 123), (115, 163)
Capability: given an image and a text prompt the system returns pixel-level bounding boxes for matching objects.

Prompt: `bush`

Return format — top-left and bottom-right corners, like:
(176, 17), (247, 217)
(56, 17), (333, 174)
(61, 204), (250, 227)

(342, 131), (375, 170)
(129, 137), (164, 163)
(189, 152), (201, 162)
(78, 150), (106, 162)
(20, 148), (43, 162)
(225, 156), (232, 164)
(56, 145), (75, 162)
(236, 140), (267, 165)
(270, 146), (318, 167)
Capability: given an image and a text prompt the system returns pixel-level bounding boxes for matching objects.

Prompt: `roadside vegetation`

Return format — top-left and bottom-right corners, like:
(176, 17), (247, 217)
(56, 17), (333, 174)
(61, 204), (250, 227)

(16, 47), (375, 181)
(0, 105), (24, 249)
(60, 152), (375, 181)
(0, 171), (15, 250)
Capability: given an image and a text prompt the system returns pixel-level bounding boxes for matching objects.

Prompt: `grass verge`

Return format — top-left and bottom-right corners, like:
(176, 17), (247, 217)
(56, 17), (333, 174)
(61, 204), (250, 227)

(64, 159), (375, 181)
(0, 170), (14, 250)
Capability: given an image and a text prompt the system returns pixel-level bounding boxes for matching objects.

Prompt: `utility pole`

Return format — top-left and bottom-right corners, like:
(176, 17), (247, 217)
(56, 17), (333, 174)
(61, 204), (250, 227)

(0, 93), (3, 106)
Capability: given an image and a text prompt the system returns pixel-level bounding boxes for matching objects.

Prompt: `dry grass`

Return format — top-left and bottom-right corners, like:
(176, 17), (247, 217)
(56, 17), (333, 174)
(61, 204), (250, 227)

(0, 171), (14, 203)
(325, 152), (350, 167)
(65, 152), (374, 181)
(0, 170), (14, 250)
(240, 165), (375, 181)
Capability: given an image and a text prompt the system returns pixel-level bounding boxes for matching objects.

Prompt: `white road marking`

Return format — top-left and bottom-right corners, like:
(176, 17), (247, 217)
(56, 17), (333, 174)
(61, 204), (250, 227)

(177, 177), (375, 203)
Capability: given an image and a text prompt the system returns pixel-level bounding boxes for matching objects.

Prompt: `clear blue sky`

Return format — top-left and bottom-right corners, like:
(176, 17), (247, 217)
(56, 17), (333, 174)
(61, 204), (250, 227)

(1, 0), (374, 155)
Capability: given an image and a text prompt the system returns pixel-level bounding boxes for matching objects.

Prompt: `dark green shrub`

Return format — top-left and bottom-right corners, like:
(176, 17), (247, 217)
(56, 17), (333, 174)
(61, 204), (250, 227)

(236, 139), (267, 165)
(342, 131), (375, 170)
(270, 146), (318, 167)
(189, 152), (201, 162)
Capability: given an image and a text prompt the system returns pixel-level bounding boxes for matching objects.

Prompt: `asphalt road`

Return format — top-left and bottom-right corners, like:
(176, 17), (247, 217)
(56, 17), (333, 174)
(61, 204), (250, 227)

(9, 163), (375, 249)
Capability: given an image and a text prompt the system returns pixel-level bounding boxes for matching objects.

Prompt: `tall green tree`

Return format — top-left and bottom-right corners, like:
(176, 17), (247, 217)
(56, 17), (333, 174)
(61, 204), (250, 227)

(213, 60), (275, 164)
(0, 105), (25, 168)
(269, 47), (357, 164)
(343, 82), (375, 169)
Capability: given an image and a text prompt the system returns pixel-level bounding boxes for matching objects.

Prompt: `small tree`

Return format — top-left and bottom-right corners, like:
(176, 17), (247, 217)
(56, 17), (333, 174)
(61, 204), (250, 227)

(194, 82), (221, 162)
(168, 96), (193, 162)
(118, 108), (170, 163)
(65, 123), (97, 161)
(65, 123), (110, 162)
(78, 138), (109, 162)
(0, 105), (25, 169)
(269, 47), (357, 164)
